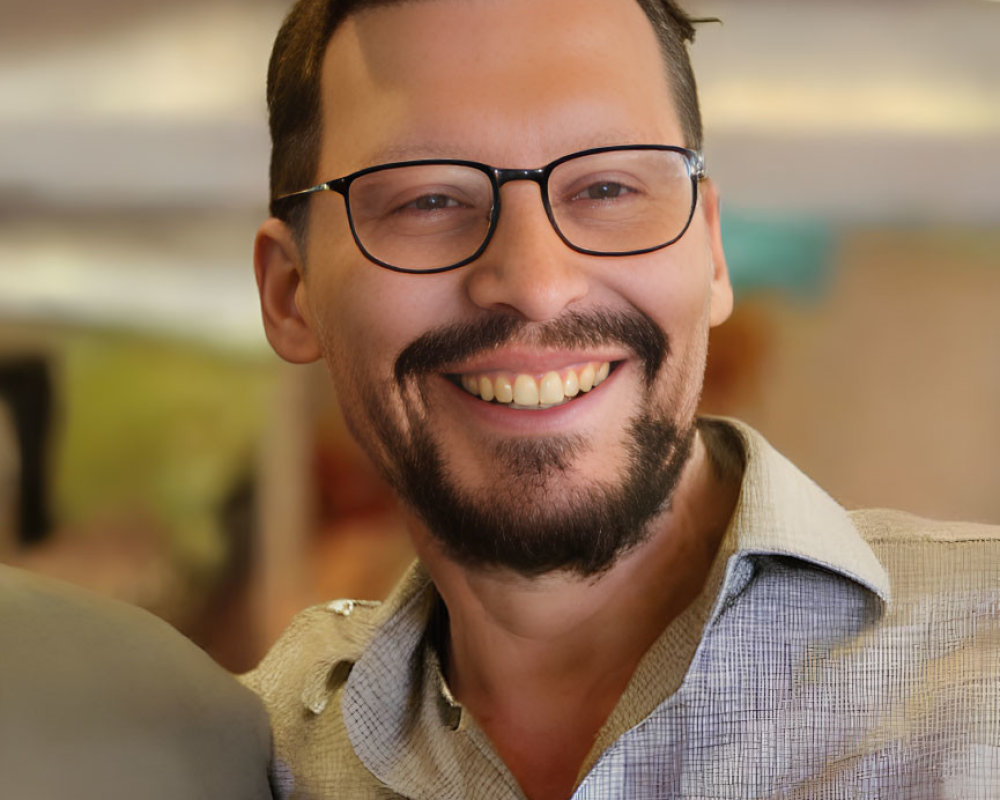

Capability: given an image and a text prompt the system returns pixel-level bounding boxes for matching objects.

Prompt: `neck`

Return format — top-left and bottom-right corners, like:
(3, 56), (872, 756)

(409, 427), (740, 799)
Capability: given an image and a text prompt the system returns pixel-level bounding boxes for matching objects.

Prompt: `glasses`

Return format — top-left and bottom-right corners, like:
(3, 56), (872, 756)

(273, 144), (706, 274)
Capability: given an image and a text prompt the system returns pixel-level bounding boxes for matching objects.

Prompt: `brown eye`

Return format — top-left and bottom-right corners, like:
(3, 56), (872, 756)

(409, 194), (460, 211)
(585, 182), (628, 200)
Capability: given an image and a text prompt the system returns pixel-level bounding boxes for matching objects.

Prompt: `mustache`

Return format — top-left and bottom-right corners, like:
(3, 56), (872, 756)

(394, 309), (668, 386)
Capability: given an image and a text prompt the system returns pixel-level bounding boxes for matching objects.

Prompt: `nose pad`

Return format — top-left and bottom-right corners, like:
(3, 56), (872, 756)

(463, 184), (589, 321)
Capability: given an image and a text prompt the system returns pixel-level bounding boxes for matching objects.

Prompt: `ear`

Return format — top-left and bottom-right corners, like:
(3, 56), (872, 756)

(700, 179), (734, 328)
(253, 217), (321, 363)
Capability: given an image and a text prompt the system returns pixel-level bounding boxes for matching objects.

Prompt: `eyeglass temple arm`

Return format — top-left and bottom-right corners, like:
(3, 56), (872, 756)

(273, 177), (348, 205)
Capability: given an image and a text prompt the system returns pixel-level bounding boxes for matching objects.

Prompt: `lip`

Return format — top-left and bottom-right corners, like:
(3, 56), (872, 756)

(440, 346), (629, 377)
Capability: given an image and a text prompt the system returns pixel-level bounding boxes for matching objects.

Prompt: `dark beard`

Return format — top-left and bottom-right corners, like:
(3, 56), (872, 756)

(366, 309), (696, 577)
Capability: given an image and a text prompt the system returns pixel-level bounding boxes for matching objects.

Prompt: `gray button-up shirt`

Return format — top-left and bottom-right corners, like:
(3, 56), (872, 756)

(243, 418), (1000, 799)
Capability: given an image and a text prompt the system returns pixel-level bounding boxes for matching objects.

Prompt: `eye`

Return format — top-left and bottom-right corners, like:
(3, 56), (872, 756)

(565, 176), (644, 205)
(577, 181), (634, 201)
(406, 193), (463, 211)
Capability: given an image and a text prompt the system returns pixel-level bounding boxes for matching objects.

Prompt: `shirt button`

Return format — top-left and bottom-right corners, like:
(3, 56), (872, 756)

(327, 599), (355, 616)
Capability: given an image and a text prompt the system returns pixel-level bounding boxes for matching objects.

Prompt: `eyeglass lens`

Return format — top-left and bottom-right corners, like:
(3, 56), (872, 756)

(347, 149), (695, 272)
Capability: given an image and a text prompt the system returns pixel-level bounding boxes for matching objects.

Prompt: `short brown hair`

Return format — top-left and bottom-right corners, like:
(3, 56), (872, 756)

(266, 0), (708, 236)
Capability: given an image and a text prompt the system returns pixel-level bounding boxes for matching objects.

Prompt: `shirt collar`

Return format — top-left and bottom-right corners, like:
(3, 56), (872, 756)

(711, 417), (890, 606)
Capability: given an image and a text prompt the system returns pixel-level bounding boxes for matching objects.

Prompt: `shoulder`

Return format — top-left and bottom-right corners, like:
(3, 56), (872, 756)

(241, 563), (432, 709)
(241, 599), (385, 798)
(850, 508), (1000, 588)
(850, 507), (1000, 546)
(840, 511), (1000, 749)
(0, 565), (273, 800)
(241, 598), (383, 709)
(848, 507), (1000, 617)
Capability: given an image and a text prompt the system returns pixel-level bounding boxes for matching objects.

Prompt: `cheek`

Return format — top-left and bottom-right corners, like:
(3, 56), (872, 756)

(655, 275), (714, 392)
(306, 228), (392, 360)
(614, 244), (715, 405)
(304, 255), (456, 401)
(612, 245), (716, 342)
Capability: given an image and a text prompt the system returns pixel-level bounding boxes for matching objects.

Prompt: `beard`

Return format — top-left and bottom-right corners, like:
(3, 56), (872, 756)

(355, 309), (698, 578)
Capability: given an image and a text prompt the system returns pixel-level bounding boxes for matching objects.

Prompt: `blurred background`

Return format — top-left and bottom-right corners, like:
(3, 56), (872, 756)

(1, 0), (997, 671)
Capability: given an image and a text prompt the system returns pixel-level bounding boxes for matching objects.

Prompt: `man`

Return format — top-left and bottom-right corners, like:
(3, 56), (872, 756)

(243, 0), (1000, 797)
(0, 564), (274, 799)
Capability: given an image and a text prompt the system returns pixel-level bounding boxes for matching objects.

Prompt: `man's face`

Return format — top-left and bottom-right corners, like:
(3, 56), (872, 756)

(270, 0), (731, 575)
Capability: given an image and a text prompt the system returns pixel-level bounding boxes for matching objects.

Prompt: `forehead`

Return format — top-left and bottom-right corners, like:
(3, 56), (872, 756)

(317, 0), (681, 173)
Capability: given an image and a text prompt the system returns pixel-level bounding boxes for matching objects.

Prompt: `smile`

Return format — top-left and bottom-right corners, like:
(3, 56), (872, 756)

(452, 361), (613, 409)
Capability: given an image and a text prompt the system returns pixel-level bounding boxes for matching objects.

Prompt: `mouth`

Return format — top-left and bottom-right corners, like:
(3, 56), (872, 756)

(448, 361), (617, 410)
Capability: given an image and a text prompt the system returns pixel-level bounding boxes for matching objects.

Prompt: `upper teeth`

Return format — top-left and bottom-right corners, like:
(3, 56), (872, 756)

(458, 362), (611, 408)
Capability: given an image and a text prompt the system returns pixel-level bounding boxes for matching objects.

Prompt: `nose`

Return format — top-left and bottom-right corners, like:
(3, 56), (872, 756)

(462, 182), (589, 321)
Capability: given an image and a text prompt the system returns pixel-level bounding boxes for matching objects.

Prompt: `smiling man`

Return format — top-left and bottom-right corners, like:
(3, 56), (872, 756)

(242, 0), (1000, 797)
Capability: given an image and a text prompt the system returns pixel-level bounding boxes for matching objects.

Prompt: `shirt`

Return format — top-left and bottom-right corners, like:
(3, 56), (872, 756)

(242, 418), (1000, 799)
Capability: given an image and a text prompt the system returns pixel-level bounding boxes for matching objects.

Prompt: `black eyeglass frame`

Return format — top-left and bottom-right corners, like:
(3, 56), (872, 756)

(272, 144), (706, 275)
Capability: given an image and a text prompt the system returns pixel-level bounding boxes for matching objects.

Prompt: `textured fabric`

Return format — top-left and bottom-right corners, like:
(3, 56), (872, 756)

(0, 564), (275, 800)
(242, 418), (1000, 799)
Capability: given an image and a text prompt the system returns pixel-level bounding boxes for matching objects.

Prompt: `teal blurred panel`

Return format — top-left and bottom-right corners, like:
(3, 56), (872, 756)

(721, 209), (836, 298)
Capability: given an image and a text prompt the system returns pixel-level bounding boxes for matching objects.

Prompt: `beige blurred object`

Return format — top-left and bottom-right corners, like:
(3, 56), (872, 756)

(251, 362), (316, 649)
(0, 401), (18, 557)
(704, 228), (1000, 525)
